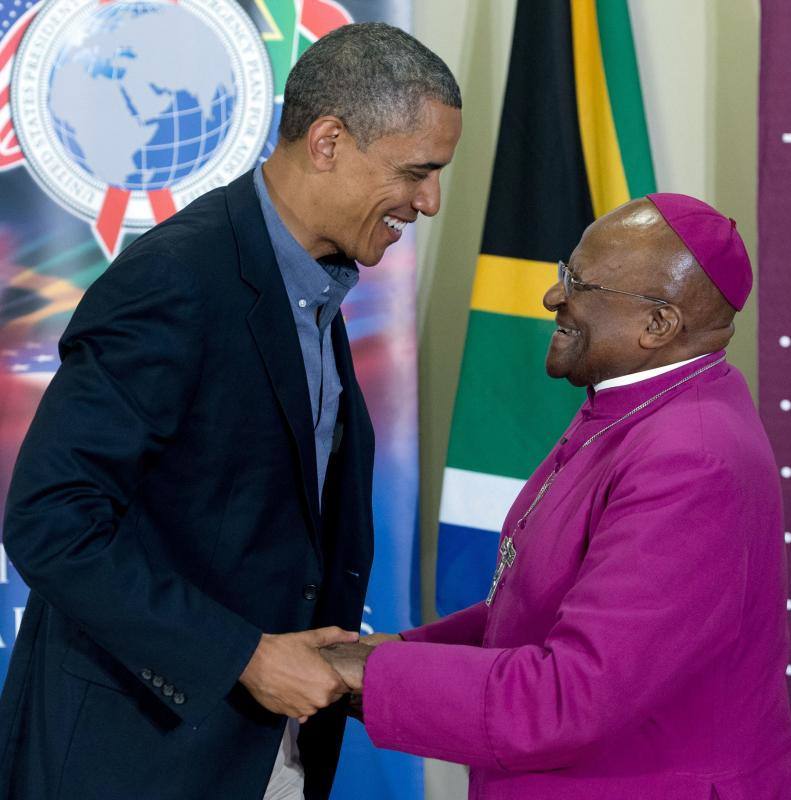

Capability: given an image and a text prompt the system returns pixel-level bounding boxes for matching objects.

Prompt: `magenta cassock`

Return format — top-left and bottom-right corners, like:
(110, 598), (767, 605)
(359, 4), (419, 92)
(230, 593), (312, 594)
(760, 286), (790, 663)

(362, 352), (791, 799)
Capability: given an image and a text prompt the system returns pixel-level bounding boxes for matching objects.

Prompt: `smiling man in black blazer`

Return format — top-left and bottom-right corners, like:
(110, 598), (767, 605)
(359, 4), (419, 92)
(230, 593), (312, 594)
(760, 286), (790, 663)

(0, 22), (461, 800)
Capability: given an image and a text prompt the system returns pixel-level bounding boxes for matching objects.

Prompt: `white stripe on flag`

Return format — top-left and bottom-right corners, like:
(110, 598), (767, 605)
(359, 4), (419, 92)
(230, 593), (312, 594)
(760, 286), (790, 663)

(439, 467), (525, 533)
(0, 59), (12, 92)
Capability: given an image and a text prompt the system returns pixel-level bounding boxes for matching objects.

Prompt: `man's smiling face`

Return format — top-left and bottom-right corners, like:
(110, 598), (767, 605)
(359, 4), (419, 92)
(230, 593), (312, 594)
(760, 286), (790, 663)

(542, 202), (677, 387)
(320, 99), (462, 266)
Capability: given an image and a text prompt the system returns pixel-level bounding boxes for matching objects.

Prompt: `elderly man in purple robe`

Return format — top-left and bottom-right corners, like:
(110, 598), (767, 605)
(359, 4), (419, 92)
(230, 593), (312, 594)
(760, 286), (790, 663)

(322, 193), (791, 799)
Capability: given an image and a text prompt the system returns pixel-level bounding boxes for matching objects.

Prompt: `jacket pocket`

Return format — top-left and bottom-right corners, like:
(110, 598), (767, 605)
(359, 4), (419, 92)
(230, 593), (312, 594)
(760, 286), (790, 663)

(60, 631), (135, 696)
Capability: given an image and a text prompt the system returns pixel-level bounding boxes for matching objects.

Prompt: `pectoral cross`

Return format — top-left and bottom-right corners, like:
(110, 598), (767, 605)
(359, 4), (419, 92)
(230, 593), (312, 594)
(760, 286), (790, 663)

(485, 535), (517, 606)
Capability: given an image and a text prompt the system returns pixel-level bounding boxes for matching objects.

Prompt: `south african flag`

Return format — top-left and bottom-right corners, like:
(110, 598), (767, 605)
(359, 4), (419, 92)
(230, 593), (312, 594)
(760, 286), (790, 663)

(436, 0), (657, 615)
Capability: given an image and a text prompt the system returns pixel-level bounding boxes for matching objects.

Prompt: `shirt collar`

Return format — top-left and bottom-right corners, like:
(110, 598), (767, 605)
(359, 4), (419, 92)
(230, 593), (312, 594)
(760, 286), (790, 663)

(584, 351), (727, 418)
(593, 353), (713, 392)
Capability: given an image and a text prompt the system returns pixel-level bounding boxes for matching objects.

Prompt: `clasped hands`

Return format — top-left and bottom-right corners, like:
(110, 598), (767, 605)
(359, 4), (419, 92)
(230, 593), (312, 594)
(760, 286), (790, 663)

(239, 627), (400, 723)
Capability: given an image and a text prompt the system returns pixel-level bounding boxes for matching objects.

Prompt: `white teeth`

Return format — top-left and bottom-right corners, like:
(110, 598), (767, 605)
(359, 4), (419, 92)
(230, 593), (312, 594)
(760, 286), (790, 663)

(383, 215), (407, 232)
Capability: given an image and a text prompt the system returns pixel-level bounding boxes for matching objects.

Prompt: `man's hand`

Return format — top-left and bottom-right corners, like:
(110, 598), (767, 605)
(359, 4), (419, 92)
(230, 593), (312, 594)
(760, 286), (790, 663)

(319, 642), (374, 692)
(239, 627), (358, 722)
(360, 632), (403, 647)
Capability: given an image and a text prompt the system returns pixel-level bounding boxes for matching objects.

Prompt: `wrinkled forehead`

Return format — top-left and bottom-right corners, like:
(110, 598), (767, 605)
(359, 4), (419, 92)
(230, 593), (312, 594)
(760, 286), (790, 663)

(370, 100), (461, 161)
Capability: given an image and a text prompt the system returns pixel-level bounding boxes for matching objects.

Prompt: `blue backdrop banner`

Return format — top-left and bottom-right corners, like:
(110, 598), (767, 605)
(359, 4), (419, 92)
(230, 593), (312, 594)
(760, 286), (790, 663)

(0, 1), (421, 797)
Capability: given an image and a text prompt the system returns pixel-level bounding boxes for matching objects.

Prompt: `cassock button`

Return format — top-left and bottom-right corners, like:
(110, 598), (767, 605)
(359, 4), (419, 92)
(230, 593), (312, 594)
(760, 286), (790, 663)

(302, 584), (318, 601)
(173, 693), (186, 705)
(152, 675), (165, 688)
(162, 684), (174, 697)
(141, 669), (153, 681)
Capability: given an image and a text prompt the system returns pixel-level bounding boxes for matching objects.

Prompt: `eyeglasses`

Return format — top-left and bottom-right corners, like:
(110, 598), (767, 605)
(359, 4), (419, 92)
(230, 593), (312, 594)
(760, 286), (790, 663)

(557, 261), (669, 305)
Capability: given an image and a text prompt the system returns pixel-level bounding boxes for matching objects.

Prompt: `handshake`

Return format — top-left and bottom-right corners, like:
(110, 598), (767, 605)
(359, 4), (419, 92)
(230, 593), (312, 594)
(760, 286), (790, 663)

(238, 627), (401, 723)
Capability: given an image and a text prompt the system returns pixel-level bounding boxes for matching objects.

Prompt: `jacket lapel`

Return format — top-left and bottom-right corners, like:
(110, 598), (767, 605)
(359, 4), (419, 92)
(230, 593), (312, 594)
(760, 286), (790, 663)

(225, 170), (322, 546)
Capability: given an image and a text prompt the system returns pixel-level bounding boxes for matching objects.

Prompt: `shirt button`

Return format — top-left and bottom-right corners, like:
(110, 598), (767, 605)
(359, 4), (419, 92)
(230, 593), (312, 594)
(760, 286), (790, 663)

(173, 693), (186, 705)
(298, 299), (307, 308)
(152, 675), (164, 688)
(141, 669), (153, 681)
(302, 584), (318, 601)
(162, 684), (174, 697)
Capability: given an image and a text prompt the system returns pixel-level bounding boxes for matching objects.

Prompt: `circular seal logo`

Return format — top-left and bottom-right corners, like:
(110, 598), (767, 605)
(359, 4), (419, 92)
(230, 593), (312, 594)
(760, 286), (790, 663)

(10, 0), (273, 256)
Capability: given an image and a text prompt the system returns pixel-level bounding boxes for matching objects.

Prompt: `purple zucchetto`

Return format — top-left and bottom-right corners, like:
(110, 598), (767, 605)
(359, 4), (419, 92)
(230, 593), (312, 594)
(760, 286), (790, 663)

(647, 192), (752, 311)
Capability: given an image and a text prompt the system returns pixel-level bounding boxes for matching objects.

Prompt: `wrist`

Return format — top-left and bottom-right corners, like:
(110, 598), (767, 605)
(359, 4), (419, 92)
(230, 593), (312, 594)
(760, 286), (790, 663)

(239, 633), (267, 686)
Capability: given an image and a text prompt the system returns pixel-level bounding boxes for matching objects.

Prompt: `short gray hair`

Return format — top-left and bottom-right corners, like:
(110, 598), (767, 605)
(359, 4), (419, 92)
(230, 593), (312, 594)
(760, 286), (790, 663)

(279, 22), (461, 149)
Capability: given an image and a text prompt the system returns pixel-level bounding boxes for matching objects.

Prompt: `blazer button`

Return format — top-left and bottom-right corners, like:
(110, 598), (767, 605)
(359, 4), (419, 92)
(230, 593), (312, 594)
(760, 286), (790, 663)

(162, 684), (174, 697)
(141, 669), (153, 681)
(173, 692), (186, 705)
(302, 584), (318, 601)
(152, 675), (165, 688)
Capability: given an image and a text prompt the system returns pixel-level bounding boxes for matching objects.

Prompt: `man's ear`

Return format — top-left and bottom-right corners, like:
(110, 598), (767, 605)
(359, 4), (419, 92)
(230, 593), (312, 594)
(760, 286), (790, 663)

(639, 304), (683, 350)
(306, 116), (346, 172)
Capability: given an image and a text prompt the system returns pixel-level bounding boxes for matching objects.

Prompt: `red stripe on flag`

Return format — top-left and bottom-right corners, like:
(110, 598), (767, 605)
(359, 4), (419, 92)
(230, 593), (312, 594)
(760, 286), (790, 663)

(94, 186), (131, 258)
(300, 0), (353, 40)
(0, 118), (22, 169)
(0, 148), (22, 171)
(0, 87), (8, 109)
(148, 188), (177, 223)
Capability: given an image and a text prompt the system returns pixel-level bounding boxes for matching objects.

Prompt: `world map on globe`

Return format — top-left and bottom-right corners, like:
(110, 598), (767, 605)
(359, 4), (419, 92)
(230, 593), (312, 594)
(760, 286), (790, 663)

(48, 2), (237, 191)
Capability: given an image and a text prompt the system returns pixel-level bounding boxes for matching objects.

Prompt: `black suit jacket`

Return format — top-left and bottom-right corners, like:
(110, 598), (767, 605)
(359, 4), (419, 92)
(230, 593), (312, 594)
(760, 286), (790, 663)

(0, 170), (375, 800)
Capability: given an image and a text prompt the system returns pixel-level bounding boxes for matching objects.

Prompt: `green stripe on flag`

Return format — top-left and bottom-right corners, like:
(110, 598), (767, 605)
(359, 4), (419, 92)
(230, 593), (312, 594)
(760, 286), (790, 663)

(446, 310), (583, 481)
(595, 0), (657, 197)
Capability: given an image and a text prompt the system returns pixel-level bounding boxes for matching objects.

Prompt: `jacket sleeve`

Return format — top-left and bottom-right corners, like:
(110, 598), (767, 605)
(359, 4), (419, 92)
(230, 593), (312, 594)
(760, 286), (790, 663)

(3, 247), (261, 728)
(401, 602), (488, 646)
(363, 450), (749, 771)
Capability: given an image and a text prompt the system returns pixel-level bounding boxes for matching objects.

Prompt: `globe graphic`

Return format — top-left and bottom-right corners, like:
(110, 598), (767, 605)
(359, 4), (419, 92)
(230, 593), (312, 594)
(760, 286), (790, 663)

(47, 2), (236, 191)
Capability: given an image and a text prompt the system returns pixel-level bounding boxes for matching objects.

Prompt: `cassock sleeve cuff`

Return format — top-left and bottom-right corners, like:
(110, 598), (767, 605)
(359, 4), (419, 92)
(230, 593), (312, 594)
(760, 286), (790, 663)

(362, 640), (506, 769)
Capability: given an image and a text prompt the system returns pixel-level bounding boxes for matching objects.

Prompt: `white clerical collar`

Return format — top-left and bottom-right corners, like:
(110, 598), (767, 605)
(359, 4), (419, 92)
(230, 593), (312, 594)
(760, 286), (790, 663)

(593, 353), (713, 393)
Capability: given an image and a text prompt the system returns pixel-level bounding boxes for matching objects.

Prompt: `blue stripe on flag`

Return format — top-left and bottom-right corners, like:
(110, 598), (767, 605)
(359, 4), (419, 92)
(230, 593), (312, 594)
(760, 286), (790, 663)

(436, 522), (499, 617)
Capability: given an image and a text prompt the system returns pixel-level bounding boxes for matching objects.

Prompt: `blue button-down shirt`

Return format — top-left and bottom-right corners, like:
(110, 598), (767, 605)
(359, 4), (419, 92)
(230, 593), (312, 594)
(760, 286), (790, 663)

(253, 167), (358, 509)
